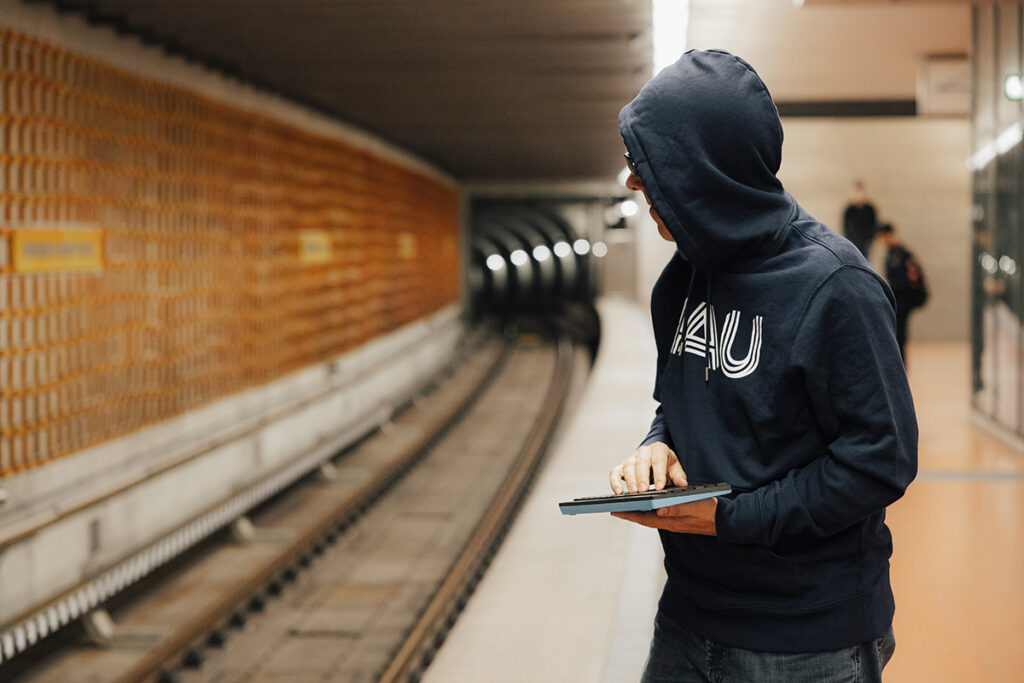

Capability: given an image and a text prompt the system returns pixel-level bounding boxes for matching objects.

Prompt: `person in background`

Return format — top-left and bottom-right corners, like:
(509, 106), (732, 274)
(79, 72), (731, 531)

(612, 49), (917, 682)
(843, 180), (879, 259)
(876, 223), (928, 365)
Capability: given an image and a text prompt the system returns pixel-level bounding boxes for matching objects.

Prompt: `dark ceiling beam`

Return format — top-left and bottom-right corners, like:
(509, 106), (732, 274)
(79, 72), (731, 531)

(28, 0), (653, 181)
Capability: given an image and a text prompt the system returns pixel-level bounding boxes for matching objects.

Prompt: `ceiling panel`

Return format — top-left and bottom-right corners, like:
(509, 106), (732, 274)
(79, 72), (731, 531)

(687, 0), (969, 102)
(24, 0), (972, 183)
(42, 0), (653, 182)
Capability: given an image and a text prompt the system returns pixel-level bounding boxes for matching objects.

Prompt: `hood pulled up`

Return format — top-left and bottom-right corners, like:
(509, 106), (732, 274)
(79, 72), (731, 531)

(619, 49), (794, 273)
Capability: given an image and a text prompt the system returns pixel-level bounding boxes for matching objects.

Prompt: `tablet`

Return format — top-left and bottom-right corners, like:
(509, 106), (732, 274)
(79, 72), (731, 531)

(559, 482), (731, 515)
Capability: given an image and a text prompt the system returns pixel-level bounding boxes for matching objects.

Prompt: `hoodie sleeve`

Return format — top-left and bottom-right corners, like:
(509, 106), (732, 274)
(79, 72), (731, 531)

(640, 405), (671, 448)
(715, 265), (917, 546)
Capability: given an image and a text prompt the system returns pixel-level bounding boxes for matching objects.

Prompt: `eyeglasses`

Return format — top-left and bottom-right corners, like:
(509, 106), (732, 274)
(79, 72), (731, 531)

(624, 151), (638, 176)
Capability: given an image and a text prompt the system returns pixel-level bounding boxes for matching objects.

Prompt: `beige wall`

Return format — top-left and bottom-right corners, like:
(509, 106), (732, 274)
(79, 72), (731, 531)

(630, 118), (972, 342)
(778, 118), (972, 341)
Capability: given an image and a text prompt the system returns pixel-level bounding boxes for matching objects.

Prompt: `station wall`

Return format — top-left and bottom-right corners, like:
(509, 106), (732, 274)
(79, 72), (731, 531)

(779, 117), (972, 343)
(0, 12), (460, 476)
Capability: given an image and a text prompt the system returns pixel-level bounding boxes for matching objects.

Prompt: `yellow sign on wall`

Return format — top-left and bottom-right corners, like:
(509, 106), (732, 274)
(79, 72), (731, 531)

(11, 229), (104, 273)
(299, 230), (331, 264)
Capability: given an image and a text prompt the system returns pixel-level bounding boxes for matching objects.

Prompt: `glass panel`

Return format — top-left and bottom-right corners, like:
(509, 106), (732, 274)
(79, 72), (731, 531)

(973, 4), (998, 415)
(993, 4), (1023, 433)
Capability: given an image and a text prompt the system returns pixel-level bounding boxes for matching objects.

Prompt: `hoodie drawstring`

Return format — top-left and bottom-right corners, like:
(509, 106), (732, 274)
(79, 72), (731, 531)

(705, 274), (712, 384)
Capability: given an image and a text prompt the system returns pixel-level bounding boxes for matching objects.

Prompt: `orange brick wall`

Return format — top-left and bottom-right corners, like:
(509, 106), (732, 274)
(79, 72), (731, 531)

(0, 29), (461, 475)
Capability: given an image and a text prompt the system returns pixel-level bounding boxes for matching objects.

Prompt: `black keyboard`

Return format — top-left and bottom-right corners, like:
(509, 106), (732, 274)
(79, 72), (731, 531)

(559, 482), (731, 515)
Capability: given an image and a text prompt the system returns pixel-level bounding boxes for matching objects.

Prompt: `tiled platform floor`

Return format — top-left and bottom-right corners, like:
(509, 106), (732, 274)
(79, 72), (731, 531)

(425, 297), (1024, 683)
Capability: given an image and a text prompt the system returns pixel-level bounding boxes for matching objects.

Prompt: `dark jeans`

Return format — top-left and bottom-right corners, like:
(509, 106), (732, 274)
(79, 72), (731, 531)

(640, 612), (896, 683)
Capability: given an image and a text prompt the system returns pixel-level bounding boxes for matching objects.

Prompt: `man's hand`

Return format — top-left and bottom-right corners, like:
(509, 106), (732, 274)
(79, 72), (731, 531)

(611, 498), (718, 536)
(609, 442), (686, 494)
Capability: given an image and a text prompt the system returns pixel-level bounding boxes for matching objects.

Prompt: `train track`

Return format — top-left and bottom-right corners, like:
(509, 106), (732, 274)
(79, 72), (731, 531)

(8, 322), (580, 682)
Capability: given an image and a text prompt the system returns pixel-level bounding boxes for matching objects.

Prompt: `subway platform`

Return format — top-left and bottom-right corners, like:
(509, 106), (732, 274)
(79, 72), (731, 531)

(424, 296), (1024, 683)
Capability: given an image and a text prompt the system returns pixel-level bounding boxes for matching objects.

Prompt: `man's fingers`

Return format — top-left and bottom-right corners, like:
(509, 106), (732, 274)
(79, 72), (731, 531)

(668, 460), (687, 487)
(650, 447), (669, 489)
(621, 456), (638, 494)
(631, 450), (653, 493)
(609, 465), (624, 495)
(610, 511), (658, 528)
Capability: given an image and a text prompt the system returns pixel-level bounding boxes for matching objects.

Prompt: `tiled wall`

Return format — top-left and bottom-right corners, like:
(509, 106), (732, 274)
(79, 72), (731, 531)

(0, 29), (460, 475)
(778, 117), (972, 343)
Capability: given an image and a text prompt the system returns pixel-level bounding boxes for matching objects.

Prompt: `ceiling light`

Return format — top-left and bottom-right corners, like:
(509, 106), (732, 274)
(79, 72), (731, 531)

(653, 0), (690, 75)
(1006, 74), (1023, 101)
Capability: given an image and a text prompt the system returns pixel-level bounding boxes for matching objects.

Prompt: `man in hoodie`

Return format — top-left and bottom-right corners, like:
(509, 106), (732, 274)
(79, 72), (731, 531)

(609, 50), (917, 682)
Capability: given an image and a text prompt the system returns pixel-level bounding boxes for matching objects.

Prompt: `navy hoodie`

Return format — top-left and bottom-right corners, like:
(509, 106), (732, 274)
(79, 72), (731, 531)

(619, 50), (918, 653)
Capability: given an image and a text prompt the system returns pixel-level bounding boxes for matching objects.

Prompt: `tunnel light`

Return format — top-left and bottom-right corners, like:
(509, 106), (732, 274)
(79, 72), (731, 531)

(981, 254), (998, 274)
(999, 255), (1017, 276)
(486, 254), (505, 271)
(619, 200), (640, 218)
(553, 241), (572, 258)
(592, 242), (609, 258)
(510, 249), (529, 266)
(573, 239), (591, 256)
(1006, 75), (1023, 102)
(532, 245), (551, 262)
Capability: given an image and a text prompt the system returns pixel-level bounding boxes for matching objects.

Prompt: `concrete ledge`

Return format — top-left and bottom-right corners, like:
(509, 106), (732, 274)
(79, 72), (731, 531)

(0, 305), (462, 637)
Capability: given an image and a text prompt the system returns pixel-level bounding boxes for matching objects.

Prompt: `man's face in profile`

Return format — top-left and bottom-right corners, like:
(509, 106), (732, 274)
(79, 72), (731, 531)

(625, 171), (674, 243)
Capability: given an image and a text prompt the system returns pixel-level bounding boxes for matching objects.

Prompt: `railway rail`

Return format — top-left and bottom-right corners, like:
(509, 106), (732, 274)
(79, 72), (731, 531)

(7, 319), (583, 683)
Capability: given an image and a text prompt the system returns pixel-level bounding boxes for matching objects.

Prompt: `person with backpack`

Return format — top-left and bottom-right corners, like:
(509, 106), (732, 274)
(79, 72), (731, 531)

(876, 223), (928, 365)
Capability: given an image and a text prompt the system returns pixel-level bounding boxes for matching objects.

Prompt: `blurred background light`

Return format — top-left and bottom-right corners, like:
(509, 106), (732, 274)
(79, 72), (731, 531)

(532, 245), (551, 262)
(968, 122), (1023, 171)
(1005, 74), (1023, 101)
(510, 249), (529, 266)
(573, 239), (591, 256)
(553, 241), (572, 258)
(618, 165), (632, 186)
(999, 255), (1017, 276)
(653, 0), (690, 75)
(485, 254), (505, 271)
(592, 242), (609, 258)
(619, 199), (640, 217)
